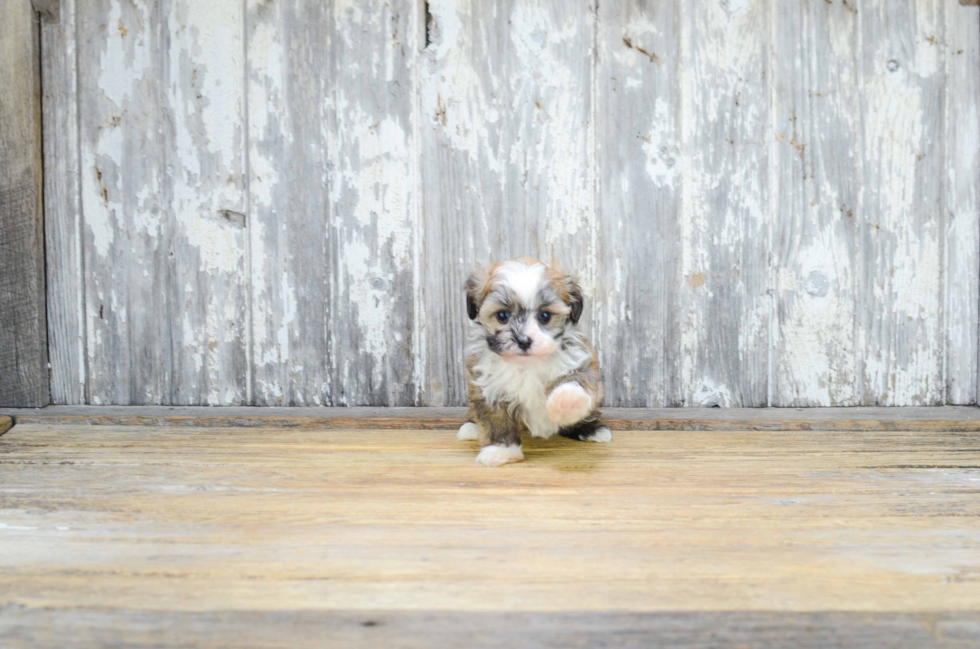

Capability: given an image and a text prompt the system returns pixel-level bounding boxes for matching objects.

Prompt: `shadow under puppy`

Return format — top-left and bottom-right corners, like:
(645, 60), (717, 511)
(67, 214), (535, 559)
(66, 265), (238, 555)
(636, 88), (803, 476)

(458, 257), (611, 466)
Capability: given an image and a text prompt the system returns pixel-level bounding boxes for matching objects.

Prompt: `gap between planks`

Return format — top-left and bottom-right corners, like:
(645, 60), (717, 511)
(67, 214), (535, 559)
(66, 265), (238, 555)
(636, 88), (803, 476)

(2, 406), (980, 432)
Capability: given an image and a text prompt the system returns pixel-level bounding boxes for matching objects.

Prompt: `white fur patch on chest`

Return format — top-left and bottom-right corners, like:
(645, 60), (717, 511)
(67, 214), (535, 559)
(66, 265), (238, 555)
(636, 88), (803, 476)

(469, 342), (590, 439)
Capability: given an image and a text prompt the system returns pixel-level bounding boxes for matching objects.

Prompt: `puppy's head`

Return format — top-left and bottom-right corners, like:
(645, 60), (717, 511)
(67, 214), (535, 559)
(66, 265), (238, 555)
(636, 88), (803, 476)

(465, 257), (584, 363)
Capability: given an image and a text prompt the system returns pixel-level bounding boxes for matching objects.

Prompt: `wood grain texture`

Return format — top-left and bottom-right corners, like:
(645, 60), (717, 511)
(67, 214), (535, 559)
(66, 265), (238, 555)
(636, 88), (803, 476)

(6, 405), (980, 432)
(1, 425), (979, 623)
(946, 3), (980, 404)
(76, 0), (249, 405)
(772, 0), (861, 407)
(3, 609), (978, 649)
(41, 0), (84, 405)
(676, 0), (770, 407)
(596, 0), (681, 407)
(0, 0), (49, 408)
(420, 0), (597, 406)
(860, 0), (945, 405)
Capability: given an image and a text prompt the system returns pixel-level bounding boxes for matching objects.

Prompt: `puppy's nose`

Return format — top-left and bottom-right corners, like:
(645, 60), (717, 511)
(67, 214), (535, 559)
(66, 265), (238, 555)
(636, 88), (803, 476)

(516, 335), (532, 351)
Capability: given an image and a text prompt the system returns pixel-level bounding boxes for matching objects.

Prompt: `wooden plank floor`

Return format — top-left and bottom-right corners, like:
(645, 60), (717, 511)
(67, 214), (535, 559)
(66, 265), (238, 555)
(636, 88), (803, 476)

(2, 423), (979, 647)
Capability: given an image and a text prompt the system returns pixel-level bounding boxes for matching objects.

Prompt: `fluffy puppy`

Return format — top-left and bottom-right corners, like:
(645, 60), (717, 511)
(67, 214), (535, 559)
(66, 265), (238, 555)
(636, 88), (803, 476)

(457, 257), (610, 467)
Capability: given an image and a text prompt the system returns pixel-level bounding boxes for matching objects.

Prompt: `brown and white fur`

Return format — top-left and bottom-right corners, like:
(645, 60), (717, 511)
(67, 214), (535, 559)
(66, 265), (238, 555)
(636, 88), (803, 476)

(458, 257), (610, 467)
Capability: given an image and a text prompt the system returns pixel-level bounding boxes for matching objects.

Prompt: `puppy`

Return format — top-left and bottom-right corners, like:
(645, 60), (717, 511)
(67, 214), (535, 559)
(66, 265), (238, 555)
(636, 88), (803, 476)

(457, 257), (610, 467)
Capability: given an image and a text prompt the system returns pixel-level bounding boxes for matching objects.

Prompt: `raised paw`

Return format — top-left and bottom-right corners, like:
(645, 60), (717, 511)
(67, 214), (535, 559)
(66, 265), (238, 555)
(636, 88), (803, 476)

(546, 382), (593, 427)
(457, 422), (479, 441)
(475, 444), (524, 467)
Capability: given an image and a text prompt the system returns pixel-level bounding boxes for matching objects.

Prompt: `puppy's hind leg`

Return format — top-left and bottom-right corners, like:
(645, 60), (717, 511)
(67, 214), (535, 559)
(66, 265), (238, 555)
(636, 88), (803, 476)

(559, 413), (612, 443)
(457, 422), (480, 441)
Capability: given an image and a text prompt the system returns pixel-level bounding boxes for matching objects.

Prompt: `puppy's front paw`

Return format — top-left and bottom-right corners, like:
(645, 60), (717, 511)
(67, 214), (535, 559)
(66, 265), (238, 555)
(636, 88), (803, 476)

(475, 444), (524, 467)
(457, 422), (479, 441)
(546, 382), (593, 426)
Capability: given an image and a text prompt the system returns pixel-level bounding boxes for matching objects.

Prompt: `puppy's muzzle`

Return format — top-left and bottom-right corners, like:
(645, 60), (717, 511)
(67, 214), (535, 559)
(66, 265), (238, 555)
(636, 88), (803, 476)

(515, 334), (532, 351)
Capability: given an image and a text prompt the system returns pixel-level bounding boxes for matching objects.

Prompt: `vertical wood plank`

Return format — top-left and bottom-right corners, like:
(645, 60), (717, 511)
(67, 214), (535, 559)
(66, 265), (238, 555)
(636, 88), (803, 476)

(77, 0), (248, 404)
(42, 0), (85, 404)
(595, 1), (680, 406)
(771, 0), (862, 406)
(945, 2), (980, 405)
(675, 0), (770, 407)
(165, 1), (249, 405)
(328, 0), (422, 406)
(0, 0), (49, 407)
(421, 0), (597, 406)
(78, 0), (171, 404)
(247, 0), (421, 406)
(860, 0), (944, 405)
(246, 0), (331, 406)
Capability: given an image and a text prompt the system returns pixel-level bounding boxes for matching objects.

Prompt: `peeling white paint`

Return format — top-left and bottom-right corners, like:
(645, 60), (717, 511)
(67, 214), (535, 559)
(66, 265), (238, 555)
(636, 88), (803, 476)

(82, 166), (115, 259)
(642, 99), (679, 187)
(49, 0), (978, 407)
(422, 0), (501, 175)
(98, 1), (150, 109)
(691, 378), (734, 408)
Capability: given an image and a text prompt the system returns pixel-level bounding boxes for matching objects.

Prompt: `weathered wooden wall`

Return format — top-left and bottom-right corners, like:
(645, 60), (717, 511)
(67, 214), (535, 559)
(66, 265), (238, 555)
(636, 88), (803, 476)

(39, 0), (980, 407)
(1, 0), (48, 408)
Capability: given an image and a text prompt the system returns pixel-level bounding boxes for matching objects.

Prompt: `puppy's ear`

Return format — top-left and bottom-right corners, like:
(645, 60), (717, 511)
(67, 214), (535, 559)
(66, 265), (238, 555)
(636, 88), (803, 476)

(559, 274), (585, 324)
(465, 270), (489, 320)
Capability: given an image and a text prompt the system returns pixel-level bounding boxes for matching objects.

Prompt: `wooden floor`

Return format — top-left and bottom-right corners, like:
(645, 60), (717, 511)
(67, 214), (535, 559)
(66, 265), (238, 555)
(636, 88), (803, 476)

(2, 421), (980, 647)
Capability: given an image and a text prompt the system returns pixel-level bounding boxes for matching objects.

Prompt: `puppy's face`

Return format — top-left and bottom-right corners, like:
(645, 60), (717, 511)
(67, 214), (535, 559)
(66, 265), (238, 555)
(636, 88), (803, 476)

(466, 258), (584, 363)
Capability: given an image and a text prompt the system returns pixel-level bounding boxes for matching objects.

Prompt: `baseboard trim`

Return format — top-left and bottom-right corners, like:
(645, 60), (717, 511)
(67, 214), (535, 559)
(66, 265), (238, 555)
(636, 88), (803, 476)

(2, 406), (980, 431)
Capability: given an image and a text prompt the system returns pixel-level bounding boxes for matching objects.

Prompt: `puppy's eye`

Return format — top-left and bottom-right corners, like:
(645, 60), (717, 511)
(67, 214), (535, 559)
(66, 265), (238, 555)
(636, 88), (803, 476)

(496, 310), (510, 324)
(537, 311), (552, 325)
